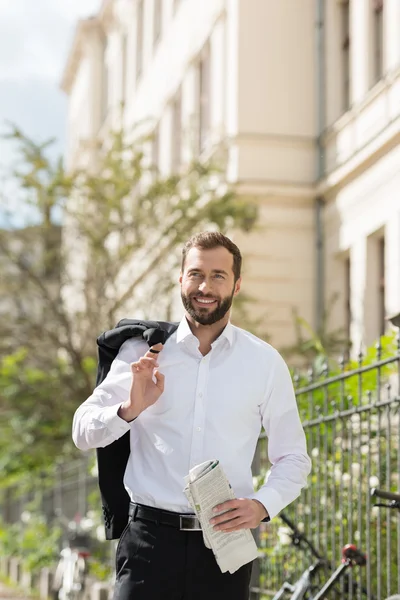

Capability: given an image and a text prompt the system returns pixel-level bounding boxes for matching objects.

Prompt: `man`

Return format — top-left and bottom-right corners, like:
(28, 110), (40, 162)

(73, 231), (311, 600)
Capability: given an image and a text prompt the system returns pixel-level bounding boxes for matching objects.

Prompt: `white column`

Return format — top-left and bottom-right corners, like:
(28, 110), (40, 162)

(350, 0), (370, 105)
(384, 215), (400, 318)
(105, 29), (123, 128)
(364, 235), (380, 345)
(181, 65), (197, 164)
(209, 17), (225, 144)
(384, 0), (400, 72)
(88, 29), (105, 136)
(325, 0), (343, 125)
(159, 109), (171, 176)
(225, 0), (239, 183)
(349, 238), (367, 354)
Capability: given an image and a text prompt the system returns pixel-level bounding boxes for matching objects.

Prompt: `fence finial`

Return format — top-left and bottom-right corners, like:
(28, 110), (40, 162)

(357, 347), (364, 366)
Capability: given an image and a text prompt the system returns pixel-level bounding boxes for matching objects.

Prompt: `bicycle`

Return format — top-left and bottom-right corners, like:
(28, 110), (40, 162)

(52, 512), (91, 600)
(370, 488), (400, 600)
(271, 513), (367, 600)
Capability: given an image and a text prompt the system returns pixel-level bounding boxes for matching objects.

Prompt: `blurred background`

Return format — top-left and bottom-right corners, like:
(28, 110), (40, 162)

(0, 1), (399, 599)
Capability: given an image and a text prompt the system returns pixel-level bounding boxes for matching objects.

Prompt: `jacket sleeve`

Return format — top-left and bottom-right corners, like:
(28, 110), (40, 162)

(72, 339), (145, 451)
(249, 351), (311, 520)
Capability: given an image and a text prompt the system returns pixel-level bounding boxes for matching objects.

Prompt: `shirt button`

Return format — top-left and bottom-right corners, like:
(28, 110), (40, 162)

(197, 427), (201, 432)
(198, 392), (203, 398)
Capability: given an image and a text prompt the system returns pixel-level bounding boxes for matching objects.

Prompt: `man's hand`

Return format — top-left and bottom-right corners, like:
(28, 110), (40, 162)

(118, 343), (164, 422)
(210, 499), (268, 532)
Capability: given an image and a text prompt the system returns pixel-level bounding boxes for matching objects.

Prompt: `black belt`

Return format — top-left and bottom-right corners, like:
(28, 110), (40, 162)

(129, 502), (202, 531)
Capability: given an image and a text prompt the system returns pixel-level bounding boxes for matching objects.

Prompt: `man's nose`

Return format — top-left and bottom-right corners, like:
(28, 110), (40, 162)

(198, 280), (212, 293)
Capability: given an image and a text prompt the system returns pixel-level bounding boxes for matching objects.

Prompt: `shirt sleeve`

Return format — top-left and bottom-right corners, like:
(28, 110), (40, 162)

(72, 339), (145, 451)
(249, 351), (311, 520)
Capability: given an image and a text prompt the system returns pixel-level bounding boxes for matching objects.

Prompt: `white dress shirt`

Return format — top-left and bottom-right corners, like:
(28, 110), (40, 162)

(72, 317), (311, 520)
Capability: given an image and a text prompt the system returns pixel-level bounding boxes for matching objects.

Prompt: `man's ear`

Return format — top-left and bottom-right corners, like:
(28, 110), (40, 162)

(234, 277), (242, 296)
(179, 271), (183, 284)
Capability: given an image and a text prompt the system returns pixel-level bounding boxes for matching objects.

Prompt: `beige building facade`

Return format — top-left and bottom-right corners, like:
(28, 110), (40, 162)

(61, 0), (400, 353)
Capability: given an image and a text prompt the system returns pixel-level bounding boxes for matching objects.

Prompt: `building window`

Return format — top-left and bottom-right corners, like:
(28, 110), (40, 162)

(136, 0), (144, 80)
(171, 89), (182, 171)
(153, 0), (162, 48)
(198, 45), (211, 153)
(341, 0), (350, 110)
(373, 0), (384, 84)
(378, 235), (385, 336)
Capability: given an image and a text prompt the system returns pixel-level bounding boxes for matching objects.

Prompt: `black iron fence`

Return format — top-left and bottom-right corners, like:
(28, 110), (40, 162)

(253, 334), (400, 599)
(1, 334), (400, 599)
(1, 456), (98, 528)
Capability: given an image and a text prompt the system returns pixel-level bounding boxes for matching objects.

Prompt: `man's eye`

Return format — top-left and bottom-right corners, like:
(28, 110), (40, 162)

(190, 272), (201, 278)
(214, 274), (224, 279)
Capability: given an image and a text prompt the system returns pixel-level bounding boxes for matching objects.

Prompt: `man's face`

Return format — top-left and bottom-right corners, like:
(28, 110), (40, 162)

(179, 246), (241, 325)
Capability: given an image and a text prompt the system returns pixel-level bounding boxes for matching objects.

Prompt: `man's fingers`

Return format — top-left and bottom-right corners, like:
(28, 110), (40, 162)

(213, 499), (241, 514)
(146, 343), (163, 356)
(213, 515), (248, 531)
(211, 508), (241, 526)
(216, 520), (249, 532)
(154, 370), (165, 391)
(130, 345), (164, 374)
(139, 356), (159, 367)
(131, 357), (159, 371)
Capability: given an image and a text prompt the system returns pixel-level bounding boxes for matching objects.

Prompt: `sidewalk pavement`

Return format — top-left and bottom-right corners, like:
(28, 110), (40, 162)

(0, 581), (29, 600)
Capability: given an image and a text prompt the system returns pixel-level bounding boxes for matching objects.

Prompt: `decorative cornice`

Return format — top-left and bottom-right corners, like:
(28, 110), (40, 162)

(60, 0), (118, 95)
(98, 0), (117, 32)
(236, 179), (316, 200)
(60, 17), (101, 94)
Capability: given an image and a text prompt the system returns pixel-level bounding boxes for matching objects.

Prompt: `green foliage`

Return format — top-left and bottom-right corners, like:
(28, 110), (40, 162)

(0, 348), (95, 482)
(282, 293), (349, 368)
(0, 125), (259, 481)
(294, 330), (398, 420)
(254, 330), (400, 596)
(0, 514), (62, 572)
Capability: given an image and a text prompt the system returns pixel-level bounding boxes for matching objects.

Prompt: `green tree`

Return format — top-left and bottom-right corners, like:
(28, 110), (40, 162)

(282, 293), (350, 371)
(0, 126), (258, 481)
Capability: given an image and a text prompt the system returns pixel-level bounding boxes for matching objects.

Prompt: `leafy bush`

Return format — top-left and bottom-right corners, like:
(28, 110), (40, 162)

(0, 513), (62, 572)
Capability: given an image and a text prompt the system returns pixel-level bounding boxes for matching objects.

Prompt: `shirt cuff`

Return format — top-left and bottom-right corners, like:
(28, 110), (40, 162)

(96, 403), (132, 438)
(249, 487), (284, 521)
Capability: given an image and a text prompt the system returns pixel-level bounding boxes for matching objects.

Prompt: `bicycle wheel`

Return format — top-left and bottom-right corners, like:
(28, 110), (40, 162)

(72, 555), (87, 600)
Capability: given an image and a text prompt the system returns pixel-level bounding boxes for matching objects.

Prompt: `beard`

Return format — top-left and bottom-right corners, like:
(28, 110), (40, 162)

(181, 287), (235, 325)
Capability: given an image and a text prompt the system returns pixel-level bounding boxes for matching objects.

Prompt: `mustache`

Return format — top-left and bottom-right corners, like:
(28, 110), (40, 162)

(190, 293), (219, 300)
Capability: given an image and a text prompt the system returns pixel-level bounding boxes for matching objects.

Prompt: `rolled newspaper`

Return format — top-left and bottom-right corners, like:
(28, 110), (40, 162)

(183, 459), (259, 574)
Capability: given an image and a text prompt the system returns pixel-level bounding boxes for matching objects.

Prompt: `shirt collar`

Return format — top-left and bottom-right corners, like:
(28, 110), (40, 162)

(176, 316), (234, 348)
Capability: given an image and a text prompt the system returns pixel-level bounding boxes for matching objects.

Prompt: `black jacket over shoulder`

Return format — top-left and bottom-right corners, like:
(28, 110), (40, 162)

(95, 319), (178, 540)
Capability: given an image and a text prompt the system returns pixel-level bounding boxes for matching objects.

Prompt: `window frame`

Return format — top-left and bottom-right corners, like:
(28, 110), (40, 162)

(372, 0), (384, 84)
(341, 0), (351, 111)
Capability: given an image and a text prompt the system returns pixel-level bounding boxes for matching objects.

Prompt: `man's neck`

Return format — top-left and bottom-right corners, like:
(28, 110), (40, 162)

(185, 314), (229, 356)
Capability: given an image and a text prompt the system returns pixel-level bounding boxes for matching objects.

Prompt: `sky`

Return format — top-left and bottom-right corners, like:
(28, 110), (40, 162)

(0, 0), (102, 166)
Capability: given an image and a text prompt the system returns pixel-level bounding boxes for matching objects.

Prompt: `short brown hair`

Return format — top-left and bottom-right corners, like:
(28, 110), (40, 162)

(181, 232), (242, 281)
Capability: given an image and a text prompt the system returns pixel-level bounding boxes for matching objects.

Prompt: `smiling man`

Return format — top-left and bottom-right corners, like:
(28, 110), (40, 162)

(73, 231), (311, 600)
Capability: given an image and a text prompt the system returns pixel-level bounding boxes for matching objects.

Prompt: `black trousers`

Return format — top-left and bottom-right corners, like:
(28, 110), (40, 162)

(113, 513), (253, 600)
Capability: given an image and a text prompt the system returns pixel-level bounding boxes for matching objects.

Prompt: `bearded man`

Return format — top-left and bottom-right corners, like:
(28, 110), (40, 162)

(73, 231), (311, 600)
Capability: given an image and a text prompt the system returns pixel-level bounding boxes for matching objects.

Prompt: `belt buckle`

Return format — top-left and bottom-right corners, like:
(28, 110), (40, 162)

(179, 515), (201, 531)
